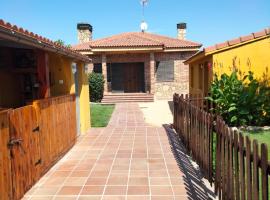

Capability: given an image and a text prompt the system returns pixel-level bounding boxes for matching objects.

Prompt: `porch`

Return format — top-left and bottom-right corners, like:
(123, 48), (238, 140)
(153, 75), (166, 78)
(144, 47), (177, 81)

(91, 53), (155, 95)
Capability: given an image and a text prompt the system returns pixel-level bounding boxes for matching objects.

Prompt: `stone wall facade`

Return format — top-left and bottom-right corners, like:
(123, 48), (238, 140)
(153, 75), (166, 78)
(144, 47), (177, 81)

(89, 51), (195, 99)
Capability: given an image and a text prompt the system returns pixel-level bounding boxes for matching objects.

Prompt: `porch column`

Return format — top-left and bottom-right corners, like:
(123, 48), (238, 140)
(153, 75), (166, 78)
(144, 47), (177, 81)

(102, 54), (108, 93)
(37, 50), (50, 98)
(150, 52), (155, 94)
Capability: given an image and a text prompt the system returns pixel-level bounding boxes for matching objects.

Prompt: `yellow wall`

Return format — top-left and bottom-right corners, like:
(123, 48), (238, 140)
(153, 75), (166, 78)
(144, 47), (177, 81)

(77, 62), (91, 133)
(48, 53), (75, 96)
(48, 53), (91, 134)
(212, 37), (270, 82)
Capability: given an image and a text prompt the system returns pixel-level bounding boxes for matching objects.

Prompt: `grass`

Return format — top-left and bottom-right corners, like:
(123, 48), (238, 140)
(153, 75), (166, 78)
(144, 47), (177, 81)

(90, 103), (115, 127)
(242, 130), (270, 160)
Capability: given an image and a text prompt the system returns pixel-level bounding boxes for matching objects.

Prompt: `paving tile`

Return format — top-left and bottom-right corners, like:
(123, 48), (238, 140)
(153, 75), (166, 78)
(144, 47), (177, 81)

(104, 185), (127, 195)
(102, 196), (126, 200)
(126, 196), (150, 200)
(78, 196), (102, 200)
(43, 177), (67, 186)
(127, 186), (150, 195)
(32, 186), (59, 195)
(86, 177), (107, 185)
(57, 186), (82, 195)
(63, 177), (88, 186)
(70, 170), (91, 177)
(81, 186), (105, 195)
(128, 177), (149, 185)
(151, 196), (174, 200)
(130, 170), (148, 177)
(150, 186), (173, 195)
(150, 177), (171, 185)
(107, 175), (128, 185)
(30, 196), (53, 200)
(50, 170), (71, 177)
(54, 197), (78, 200)
(172, 185), (188, 195)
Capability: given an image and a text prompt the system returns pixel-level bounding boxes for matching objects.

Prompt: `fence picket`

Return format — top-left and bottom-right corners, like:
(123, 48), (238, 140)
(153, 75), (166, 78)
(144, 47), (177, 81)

(261, 144), (268, 200)
(253, 140), (259, 200)
(246, 137), (252, 200)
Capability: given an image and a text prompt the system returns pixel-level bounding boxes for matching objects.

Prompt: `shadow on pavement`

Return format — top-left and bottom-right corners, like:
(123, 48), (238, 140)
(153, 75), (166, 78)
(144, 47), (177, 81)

(168, 101), (174, 115)
(163, 124), (216, 200)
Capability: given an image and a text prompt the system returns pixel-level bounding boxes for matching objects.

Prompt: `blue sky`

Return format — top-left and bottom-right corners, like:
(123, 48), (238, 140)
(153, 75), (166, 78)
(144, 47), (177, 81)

(0, 0), (269, 46)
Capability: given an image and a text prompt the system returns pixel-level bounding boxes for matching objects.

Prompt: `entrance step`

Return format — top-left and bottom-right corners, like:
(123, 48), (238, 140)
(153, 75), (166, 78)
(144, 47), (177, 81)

(101, 93), (154, 104)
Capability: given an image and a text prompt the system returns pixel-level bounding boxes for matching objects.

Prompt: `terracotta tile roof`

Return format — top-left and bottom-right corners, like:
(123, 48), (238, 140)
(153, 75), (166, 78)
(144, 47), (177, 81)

(204, 28), (270, 53)
(0, 19), (90, 62)
(72, 32), (201, 51)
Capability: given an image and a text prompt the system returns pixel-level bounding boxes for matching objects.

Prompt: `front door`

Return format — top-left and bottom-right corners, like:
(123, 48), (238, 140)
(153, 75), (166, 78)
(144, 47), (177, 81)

(124, 63), (144, 93)
(111, 63), (144, 93)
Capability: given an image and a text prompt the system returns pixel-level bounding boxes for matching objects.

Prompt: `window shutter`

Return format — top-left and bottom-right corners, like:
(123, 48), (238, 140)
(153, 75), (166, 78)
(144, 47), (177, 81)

(156, 60), (174, 82)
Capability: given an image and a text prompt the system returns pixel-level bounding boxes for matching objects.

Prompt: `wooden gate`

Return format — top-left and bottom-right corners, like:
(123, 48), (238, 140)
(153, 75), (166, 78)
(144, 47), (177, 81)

(9, 106), (41, 200)
(0, 94), (77, 200)
(0, 110), (12, 200)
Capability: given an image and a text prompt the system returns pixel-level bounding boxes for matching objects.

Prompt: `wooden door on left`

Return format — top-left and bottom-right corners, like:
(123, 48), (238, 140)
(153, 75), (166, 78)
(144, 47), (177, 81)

(9, 106), (41, 200)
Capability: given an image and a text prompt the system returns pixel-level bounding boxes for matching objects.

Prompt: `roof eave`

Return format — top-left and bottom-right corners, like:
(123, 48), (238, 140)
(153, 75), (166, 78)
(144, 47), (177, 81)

(0, 26), (90, 63)
(163, 46), (201, 52)
(184, 51), (206, 64)
(90, 46), (164, 52)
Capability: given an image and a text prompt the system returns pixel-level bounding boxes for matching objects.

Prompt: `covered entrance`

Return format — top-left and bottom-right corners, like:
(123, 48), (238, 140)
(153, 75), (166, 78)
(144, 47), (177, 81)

(110, 62), (145, 93)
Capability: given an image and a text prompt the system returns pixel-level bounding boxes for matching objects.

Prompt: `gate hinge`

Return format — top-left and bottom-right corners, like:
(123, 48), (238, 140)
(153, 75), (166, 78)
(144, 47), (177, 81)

(33, 126), (40, 133)
(35, 159), (42, 166)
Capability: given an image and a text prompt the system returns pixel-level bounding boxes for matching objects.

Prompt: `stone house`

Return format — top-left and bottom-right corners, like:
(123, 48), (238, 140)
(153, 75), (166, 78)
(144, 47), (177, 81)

(73, 23), (201, 101)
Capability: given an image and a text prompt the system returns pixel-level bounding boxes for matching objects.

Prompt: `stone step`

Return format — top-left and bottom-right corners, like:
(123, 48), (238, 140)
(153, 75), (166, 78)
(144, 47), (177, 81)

(101, 93), (154, 104)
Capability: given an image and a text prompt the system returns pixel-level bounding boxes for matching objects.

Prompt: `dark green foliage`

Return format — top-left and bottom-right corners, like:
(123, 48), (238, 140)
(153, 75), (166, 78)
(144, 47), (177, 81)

(55, 39), (72, 48)
(89, 73), (104, 102)
(207, 71), (270, 126)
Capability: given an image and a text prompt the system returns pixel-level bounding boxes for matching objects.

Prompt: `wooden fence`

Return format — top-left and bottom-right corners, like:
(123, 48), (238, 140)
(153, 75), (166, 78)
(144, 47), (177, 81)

(173, 93), (270, 200)
(0, 94), (77, 200)
(173, 94), (214, 183)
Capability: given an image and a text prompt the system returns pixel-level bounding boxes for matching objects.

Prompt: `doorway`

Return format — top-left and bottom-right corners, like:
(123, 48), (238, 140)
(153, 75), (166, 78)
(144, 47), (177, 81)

(110, 62), (145, 93)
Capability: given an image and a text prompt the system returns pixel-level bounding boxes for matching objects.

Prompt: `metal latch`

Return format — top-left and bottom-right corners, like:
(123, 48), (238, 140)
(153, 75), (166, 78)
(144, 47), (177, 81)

(8, 138), (26, 156)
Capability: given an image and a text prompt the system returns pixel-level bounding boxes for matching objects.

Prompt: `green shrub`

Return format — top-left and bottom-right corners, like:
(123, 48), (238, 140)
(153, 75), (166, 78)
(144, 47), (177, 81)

(207, 71), (270, 127)
(88, 73), (104, 102)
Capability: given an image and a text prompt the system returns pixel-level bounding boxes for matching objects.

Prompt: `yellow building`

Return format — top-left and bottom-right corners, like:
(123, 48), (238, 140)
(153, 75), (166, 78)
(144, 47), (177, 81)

(0, 19), (91, 134)
(185, 28), (270, 96)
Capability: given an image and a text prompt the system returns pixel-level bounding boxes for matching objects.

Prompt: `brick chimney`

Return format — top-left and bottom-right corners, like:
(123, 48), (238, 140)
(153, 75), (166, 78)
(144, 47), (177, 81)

(77, 23), (92, 44)
(177, 23), (186, 40)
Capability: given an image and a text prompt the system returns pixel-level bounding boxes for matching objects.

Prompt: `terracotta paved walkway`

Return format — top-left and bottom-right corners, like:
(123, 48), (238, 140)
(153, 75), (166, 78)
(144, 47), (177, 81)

(23, 103), (215, 200)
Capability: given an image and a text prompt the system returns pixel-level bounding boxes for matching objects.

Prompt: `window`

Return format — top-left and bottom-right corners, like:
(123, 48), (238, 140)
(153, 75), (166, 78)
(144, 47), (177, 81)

(155, 60), (174, 82)
(93, 63), (102, 73)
